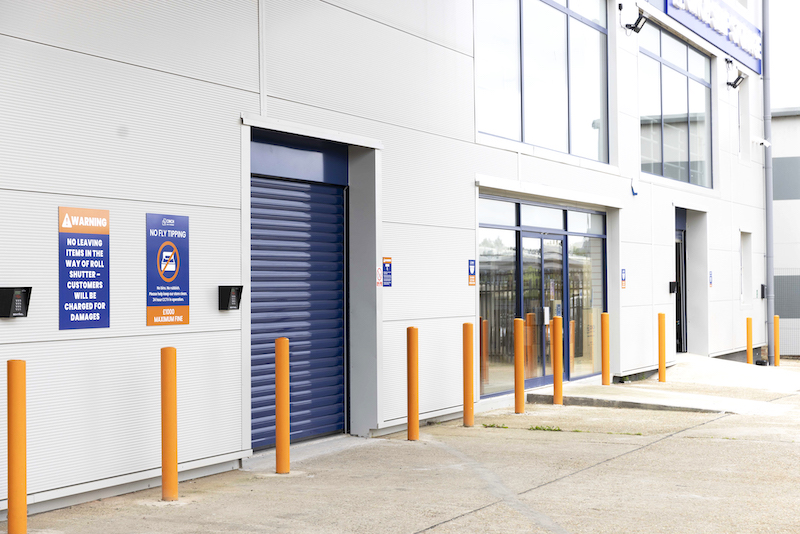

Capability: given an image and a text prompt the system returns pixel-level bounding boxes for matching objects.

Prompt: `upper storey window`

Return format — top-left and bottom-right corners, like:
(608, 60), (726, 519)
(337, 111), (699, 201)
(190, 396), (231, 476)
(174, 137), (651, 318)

(638, 23), (712, 188)
(475, 0), (608, 163)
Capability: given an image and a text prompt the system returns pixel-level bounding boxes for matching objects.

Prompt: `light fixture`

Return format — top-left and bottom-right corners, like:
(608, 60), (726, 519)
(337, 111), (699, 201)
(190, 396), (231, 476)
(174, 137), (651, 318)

(626, 12), (648, 33)
(726, 58), (747, 89)
(728, 74), (746, 89)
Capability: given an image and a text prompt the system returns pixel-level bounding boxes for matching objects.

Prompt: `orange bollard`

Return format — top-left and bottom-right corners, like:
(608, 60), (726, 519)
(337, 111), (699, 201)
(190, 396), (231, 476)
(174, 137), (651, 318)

(775, 315), (781, 367)
(658, 314), (666, 382)
(746, 317), (753, 365)
(514, 318), (524, 413)
(463, 323), (474, 427)
(407, 327), (419, 441)
(480, 319), (488, 395)
(553, 316), (563, 405)
(602, 313), (610, 385)
(161, 347), (178, 501)
(275, 337), (290, 473)
(8, 360), (26, 534)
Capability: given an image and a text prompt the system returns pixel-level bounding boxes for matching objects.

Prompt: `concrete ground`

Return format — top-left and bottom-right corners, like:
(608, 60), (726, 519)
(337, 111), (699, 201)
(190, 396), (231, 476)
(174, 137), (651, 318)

(5, 359), (800, 534)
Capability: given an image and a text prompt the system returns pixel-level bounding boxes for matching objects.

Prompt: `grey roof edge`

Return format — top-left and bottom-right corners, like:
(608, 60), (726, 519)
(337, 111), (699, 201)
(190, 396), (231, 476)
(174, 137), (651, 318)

(772, 107), (800, 118)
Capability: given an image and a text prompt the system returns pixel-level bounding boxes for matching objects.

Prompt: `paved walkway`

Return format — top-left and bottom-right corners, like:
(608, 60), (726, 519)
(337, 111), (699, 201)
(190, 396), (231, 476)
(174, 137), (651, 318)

(5, 359), (800, 534)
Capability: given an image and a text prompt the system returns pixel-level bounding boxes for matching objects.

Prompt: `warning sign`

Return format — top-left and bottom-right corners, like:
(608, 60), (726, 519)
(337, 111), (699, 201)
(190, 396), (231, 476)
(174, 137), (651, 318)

(469, 260), (476, 286)
(59, 207), (110, 330)
(382, 257), (392, 287)
(147, 214), (189, 326)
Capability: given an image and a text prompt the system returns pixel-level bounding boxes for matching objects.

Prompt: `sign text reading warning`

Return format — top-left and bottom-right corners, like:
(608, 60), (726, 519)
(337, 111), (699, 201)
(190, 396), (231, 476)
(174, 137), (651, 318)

(147, 214), (189, 326)
(59, 207), (110, 330)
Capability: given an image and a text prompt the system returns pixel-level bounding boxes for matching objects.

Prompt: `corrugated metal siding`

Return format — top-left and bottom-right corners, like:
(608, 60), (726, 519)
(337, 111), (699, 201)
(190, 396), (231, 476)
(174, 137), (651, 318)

(0, 0), (259, 92)
(0, 35), (258, 208)
(251, 177), (346, 449)
(262, 0), (474, 142)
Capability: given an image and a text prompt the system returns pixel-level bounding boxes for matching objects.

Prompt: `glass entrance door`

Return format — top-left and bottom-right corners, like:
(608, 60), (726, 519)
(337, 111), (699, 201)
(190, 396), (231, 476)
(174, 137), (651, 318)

(522, 235), (566, 385)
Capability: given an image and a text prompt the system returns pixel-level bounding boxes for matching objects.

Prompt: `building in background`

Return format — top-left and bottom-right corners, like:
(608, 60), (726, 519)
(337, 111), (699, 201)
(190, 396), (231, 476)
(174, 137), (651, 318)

(0, 0), (767, 514)
(771, 108), (800, 355)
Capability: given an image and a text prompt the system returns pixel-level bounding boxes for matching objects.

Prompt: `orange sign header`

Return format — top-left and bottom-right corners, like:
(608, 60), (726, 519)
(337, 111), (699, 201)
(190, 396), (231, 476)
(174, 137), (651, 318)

(59, 207), (110, 235)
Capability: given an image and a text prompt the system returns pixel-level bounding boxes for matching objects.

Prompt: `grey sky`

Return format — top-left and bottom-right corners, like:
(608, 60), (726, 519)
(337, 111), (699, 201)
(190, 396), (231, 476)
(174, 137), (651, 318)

(770, 0), (798, 109)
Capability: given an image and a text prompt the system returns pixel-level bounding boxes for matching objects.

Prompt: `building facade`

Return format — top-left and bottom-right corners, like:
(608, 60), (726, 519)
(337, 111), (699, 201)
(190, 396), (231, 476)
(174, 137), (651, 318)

(0, 0), (767, 513)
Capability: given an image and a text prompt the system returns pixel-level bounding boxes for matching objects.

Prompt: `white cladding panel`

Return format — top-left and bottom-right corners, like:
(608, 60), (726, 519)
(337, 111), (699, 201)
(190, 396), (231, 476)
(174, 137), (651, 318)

(262, 0), (474, 141)
(324, 0), (473, 55)
(0, 0), (259, 92)
(381, 317), (469, 424)
(0, 331), (242, 498)
(264, 97), (517, 228)
(0, 190), (241, 344)
(382, 222), (475, 321)
(0, 35), (258, 208)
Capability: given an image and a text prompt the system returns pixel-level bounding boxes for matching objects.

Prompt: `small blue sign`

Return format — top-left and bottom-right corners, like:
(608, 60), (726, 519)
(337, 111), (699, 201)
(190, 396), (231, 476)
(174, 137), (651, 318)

(709, 271), (713, 287)
(469, 260), (476, 275)
(382, 257), (392, 288)
(621, 269), (626, 281)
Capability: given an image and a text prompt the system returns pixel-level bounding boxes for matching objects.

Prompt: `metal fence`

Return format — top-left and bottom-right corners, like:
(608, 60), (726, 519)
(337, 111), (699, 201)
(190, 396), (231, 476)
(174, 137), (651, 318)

(776, 268), (800, 356)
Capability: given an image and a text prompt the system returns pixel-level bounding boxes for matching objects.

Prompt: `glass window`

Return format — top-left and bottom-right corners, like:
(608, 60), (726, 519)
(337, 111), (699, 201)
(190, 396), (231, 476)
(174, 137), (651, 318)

(639, 22), (659, 55)
(476, 0), (608, 162)
(523, 0), (568, 152)
(663, 68), (689, 182)
(479, 228), (518, 395)
(661, 31), (687, 70)
(475, 0), (521, 141)
(567, 211), (604, 234)
(688, 49), (710, 83)
(639, 54), (662, 175)
(689, 80), (711, 188)
(521, 204), (564, 229)
(479, 198), (516, 226)
(568, 236), (605, 377)
(640, 25), (710, 187)
(569, 0), (607, 27)
(569, 18), (608, 163)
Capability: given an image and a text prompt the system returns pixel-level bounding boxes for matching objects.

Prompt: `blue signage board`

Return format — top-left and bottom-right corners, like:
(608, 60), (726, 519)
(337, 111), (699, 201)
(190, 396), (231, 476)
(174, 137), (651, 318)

(146, 214), (190, 325)
(666, 0), (761, 74)
(59, 207), (110, 330)
(382, 257), (392, 288)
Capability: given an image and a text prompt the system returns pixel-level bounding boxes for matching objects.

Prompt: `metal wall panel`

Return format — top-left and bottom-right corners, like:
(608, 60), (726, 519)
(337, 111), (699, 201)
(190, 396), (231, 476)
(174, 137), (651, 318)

(0, 0), (259, 92)
(381, 317), (472, 423)
(382, 222), (476, 321)
(0, 331), (243, 499)
(0, 35), (258, 208)
(265, 97), (518, 229)
(324, 0), (473, 55)
(0, 190), (242, 345)
(250, 177), (346, 449)
(262, 0), (474, 142)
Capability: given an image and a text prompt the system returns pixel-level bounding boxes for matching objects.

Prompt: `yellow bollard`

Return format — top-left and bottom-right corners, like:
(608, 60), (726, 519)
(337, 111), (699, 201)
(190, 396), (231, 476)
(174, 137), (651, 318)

(463, 323), (474, 427)
(514, 318), (524, 414)
(161, 347), (178, 501)
(601, 313), (610, 386)
(775, 315), (781, 367)
(275, 337), (290, 473)
(747, 317), (753, 365)
(553, 316), (563, 405)
(658, 314), (665, 382)
(8, 360), (26, 534)
(407, 327), (419, 441)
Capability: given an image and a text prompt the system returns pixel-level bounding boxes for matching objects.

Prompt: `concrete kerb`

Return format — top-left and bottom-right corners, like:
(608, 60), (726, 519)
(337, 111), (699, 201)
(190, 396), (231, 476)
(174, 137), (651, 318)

(525, 393), (722, 413)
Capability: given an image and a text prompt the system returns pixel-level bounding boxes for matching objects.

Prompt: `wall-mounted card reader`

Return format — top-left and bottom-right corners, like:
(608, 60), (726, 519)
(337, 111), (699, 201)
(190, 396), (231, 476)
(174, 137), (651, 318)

(219, 286), (243, 310)
(0, 288), (32, 318)
(669, 281), (677, 294)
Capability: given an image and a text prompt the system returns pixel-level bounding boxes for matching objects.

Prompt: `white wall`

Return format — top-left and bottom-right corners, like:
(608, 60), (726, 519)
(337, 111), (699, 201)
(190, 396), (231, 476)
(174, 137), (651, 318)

(0, 1), (259, 505)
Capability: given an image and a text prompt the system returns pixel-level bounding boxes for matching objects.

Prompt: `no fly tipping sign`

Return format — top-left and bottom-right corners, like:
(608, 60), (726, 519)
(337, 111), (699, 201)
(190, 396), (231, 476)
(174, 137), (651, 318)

(147, 214), (189, 326)
(59, 207), (110, 330)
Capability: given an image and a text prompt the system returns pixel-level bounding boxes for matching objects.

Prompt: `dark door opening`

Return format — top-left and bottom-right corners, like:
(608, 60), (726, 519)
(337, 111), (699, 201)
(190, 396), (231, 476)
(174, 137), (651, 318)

(675, 230), (687, 353)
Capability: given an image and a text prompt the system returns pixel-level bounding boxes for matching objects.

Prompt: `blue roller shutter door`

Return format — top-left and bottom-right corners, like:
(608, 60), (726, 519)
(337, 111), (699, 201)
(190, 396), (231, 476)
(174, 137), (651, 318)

(251, 176), (346, 450)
